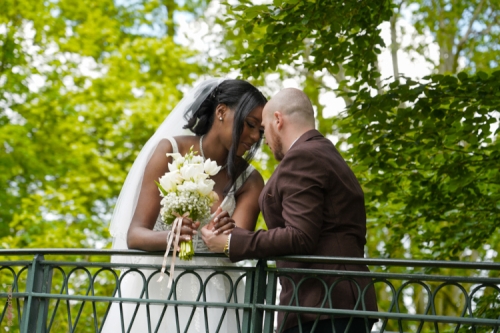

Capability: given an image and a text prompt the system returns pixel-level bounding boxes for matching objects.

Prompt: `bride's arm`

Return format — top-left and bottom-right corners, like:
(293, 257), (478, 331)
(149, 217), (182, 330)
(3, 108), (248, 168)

(127, 139), (198, 251)
(202, 170), (264, 253)
(227, 170), (265, 231)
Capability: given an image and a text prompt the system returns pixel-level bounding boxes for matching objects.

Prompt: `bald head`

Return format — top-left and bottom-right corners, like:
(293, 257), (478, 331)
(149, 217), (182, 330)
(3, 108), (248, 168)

(264, 88), (315, 127)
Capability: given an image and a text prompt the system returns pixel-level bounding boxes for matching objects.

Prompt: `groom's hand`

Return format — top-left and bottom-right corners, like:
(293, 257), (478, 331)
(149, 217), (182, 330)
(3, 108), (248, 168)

(212, 210), (236, 235)
(201, 225), (228, 253)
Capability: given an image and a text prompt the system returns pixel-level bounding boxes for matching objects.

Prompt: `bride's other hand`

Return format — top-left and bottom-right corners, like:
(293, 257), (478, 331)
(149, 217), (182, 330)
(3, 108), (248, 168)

(179, 217), (200, 241)
(212, 210), (236, 235)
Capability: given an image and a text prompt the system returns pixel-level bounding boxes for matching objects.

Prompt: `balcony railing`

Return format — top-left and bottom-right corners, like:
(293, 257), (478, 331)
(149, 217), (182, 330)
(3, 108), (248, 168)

(1, 249), (499, 333)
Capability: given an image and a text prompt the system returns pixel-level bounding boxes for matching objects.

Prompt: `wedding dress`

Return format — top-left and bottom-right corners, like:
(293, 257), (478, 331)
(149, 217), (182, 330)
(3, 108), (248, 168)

(103, 78), (256, 332)
(102, 136), (255, 333)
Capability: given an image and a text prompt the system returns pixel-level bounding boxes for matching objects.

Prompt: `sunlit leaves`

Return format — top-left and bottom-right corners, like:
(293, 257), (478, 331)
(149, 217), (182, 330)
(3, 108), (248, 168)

(0, 0), (203, 251)
(338, 71), (500, 260)
(222, 0), (392, 88)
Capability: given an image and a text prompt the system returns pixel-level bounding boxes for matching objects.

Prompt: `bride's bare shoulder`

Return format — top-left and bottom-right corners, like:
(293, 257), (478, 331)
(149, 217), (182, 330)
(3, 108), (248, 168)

(171, 135), (198, 154)
(156, 135), (198, 156)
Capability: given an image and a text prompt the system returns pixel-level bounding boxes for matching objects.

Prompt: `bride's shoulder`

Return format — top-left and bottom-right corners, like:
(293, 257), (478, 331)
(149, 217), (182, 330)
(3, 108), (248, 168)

(171, 135), (197, 154)
(157, 135), (196, 154)
(235, 164), (264, 195)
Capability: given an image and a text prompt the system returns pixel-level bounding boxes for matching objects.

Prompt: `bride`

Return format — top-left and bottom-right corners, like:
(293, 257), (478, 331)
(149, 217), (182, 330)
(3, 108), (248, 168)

(102, 78), (267, 332)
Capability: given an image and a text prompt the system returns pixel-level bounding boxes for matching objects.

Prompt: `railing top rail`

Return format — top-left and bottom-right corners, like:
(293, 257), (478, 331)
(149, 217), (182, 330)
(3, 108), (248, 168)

(1, 249), (500, 270)
(267, 255), (500, 270)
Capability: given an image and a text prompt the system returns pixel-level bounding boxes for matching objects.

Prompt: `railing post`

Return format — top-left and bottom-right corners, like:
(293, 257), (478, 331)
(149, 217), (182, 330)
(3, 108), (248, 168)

(263, 267), (277, 333)
(242, 267), (256, 333)
(20, 254), (52, 333)
(250, 260), (267, 333)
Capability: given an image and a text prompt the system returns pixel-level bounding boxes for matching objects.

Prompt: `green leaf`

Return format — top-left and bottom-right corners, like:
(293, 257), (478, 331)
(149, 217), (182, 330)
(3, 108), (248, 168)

(457, 72), (468, 82)
(477, 71), (488, 80)
(263, 44), (275, 54)
(244, 23), (254, 34)
(155, 181), (168, 196)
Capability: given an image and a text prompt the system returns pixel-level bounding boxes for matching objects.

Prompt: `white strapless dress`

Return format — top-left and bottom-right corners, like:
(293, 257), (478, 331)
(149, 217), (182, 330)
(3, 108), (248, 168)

(101, 137), (255, 333)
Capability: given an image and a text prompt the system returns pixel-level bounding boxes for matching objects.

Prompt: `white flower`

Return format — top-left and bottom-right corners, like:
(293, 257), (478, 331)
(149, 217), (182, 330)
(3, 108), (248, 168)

(194, 172), (209, 182)
(180, 163), (204, 180)
(208, 191), (219, 203)
(177, 180), (199, 192)
(203, 159), (221, 176)
(159, 171), (181, 192)
(191, 155), (204, 164)
(197, 179), (215, 196)
(166, 152), (182, 161)
(157, 145), (220, 227)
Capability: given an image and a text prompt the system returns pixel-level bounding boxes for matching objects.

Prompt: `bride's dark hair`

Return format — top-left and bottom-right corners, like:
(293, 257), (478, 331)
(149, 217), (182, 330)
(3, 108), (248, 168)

(184, 79), (267, 195)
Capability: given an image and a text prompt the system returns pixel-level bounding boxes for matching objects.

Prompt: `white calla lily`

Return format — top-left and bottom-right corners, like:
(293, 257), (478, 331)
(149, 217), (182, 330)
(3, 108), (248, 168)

(159, 171), (181, 192)
(191, 155), (204, 164)
(178, 181), (198, 192)
(194, 172), (209, 182)
(166, 152), (182, 160)
(204, 159), (221, 176)
(197, 179), (215, 196)
(208, 191), (219, 203)
(180, 163), (205, 180)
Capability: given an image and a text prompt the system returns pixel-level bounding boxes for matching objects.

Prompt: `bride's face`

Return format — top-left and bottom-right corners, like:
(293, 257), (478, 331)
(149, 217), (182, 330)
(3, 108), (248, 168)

(236, 105), (264, 156)
(216, 104), (263, 156)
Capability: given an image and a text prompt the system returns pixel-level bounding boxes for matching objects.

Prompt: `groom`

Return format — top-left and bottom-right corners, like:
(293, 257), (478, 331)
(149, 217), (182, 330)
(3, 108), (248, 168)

(202, 88), (378, 333)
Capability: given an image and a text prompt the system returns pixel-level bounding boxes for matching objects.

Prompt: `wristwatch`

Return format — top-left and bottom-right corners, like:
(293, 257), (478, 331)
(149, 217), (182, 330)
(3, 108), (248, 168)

(223, 234), (231, 257)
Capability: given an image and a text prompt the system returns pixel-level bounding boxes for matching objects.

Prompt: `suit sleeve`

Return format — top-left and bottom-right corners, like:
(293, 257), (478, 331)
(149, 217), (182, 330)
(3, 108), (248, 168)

(229, 148), (326, 262)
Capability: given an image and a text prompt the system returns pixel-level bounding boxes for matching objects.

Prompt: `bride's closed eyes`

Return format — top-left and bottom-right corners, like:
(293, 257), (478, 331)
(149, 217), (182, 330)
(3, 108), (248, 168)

(245, 120), (265, 137)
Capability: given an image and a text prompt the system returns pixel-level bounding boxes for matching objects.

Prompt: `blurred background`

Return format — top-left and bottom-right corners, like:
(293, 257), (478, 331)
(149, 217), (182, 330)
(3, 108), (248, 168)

(1, 0), (499, 263)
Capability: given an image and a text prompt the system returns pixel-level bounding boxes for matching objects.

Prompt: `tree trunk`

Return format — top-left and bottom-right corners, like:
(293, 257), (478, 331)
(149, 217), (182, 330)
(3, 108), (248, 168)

(163, 0), (177, 38)
(390, 12), (400, 81)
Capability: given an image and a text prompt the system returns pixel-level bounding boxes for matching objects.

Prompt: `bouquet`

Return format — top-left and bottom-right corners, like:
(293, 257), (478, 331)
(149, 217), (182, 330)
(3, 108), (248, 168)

(156, 146), (220, 286)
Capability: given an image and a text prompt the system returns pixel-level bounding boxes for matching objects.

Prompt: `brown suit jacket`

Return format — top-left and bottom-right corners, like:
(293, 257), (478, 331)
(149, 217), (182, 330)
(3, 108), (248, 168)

(230, 129), (378, 331)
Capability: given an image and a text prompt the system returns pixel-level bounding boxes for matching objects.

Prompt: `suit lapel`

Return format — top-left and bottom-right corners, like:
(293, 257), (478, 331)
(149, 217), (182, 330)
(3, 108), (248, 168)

(259, 167), (279, 220)
(259, 130), (323, 224)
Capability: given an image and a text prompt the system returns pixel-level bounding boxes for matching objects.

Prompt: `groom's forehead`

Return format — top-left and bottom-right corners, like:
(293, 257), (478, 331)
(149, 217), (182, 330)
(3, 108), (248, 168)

(262, 104), (274, 118)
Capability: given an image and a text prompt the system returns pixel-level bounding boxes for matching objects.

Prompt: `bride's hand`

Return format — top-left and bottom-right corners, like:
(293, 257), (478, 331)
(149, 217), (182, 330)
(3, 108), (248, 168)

(201, 225), (228, 253)
(211, 209), (236, 235)
(179, 216), (200, 241)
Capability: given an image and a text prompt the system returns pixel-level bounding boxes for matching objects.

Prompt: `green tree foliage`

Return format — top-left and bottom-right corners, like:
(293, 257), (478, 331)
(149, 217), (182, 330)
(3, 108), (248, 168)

(217, 1), (499, 328)
(222, 0), (392, 86)
(339, 72), (500, 260)
(0, 0), (205, 250)
(220, 0), (499, 261)
(1, 1), (209, 331)
(408, 0), (499, 74)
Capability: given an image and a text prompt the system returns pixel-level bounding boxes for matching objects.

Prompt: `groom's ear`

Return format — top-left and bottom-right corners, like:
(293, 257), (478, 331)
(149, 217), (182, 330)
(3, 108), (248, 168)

(274, 111), (284, 130)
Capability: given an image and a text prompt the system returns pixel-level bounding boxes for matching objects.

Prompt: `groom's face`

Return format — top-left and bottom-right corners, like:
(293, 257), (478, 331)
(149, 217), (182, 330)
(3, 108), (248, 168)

(261, 106), (284, 161)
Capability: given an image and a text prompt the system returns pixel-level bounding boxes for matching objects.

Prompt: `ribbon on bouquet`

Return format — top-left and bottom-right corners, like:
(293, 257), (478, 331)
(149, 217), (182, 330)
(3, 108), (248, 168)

(157, 211), (190, 288)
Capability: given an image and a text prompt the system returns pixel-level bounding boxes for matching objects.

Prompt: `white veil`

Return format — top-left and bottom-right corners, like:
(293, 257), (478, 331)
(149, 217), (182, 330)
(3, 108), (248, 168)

(109, 78), (224, 264)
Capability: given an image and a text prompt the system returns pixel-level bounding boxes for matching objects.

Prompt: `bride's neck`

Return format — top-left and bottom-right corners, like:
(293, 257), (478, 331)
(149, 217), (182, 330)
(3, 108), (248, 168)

(200, 134), (228, 167)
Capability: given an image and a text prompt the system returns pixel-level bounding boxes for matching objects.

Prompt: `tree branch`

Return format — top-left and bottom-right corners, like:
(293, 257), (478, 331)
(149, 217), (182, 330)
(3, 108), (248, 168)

(457, 0), (486, 49)
(389, 1), (403, 81)
(452, 0), (486, 72)
(331, 63), (354, 106)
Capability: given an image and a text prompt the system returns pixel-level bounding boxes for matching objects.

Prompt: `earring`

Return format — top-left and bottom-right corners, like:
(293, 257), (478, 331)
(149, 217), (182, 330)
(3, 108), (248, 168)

(219, 117), (223, 121)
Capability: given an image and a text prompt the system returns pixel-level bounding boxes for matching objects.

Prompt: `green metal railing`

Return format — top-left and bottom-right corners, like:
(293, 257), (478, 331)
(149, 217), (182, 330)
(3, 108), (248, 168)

(1, 249), (499, 333)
